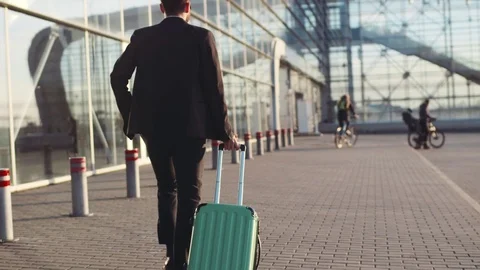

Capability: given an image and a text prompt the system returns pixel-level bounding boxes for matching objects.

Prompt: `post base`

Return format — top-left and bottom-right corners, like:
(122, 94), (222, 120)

(0, 237), (19, 244)
(69, 213), (94, 218)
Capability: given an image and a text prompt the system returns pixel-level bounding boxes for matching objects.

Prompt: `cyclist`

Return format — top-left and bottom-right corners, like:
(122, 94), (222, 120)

(417, 98), (435, 150)
(337, 94), (357, 136)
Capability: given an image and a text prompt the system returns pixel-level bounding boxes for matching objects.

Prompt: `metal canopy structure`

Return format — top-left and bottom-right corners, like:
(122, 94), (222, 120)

(327, 0), (480, 122)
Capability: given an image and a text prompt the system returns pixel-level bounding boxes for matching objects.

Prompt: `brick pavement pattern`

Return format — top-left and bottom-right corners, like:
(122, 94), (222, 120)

(1, 135), (480, 270)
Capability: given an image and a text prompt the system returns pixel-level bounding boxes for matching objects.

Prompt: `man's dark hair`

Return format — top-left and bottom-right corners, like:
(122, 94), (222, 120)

(162, 0), (188, 15)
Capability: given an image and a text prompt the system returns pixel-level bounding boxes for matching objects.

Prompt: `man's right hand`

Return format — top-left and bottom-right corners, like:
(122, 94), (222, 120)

(223, 135), (240, 151)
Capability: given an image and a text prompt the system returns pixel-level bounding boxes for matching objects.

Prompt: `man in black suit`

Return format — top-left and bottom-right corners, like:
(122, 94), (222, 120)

(110, 0), (239, 269)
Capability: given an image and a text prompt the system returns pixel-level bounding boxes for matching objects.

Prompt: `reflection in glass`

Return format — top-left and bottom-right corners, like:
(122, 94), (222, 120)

(8, 12), (91, 184)
(223, 76), (236, 134)
(89, 34), (124, 169)
(86, 0), (122, 34)
(4, 0), (85, 26)
(123, 0), (153, 38)
(0, 7), (10, 169)
(205, 0), (218, 23)
(191, 0), (205, 16)
(232, 40), (246, 75)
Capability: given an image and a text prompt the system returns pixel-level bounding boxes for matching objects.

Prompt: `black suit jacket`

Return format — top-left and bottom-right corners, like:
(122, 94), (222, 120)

(110, 17), (233, 141)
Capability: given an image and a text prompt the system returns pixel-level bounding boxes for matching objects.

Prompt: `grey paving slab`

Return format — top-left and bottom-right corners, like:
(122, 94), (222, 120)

(1, 134), (480, 270)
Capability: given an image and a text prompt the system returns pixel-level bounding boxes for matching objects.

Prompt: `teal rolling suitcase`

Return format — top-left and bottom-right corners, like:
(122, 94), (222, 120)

(188, 144), (261, 270)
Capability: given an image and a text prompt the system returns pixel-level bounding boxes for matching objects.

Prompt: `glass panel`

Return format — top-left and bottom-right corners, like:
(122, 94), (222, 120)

(206, 0), (217, 23)
(218, 0), (229, 30)
(242, 0), (255, 48)
(3, 0), (85, 26)
(250, 82), (263, 134)
(256, 54), (271, 85)
(244, 47), (257, 80)
(190, 16), (203, 27)
(223, 76), (236, 134)
(228, 76), (247, 135)
(232, 40), (246, 74)
(228, 1), (243, 42)
(191, 0), (205, 16)
(123, 0), (152, 38)
(244, 80), (255, 134)
(8, 11), (91, 184)
(0, 8), (10, 169)
(86, 0), (122, 35)
(218, 32), (231, 70)
(89, 34), (124, 169)
(151, 2), (164, 24)
(262, 84), (273, 132)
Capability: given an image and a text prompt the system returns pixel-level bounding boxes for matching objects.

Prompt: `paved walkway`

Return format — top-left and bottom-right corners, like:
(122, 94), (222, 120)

(2, 134), (480, 270)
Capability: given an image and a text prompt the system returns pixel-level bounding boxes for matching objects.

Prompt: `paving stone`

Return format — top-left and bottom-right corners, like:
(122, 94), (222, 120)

(1, 135), (480, 269)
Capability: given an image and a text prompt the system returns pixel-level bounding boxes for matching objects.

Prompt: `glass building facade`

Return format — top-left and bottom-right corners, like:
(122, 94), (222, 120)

(0, 0), (326, 185)
(328, 0), (480, 122)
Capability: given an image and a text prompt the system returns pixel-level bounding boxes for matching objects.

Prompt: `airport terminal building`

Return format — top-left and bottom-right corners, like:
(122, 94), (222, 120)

(0, 0), (479, 186)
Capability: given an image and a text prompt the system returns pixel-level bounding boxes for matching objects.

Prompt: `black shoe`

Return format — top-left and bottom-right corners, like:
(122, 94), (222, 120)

(163, 260), (187, 270)
(414, 145), (421, 150)
(423, 145), (430, 150)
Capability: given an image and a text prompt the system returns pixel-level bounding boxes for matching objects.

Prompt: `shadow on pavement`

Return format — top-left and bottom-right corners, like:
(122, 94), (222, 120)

(14, 214), (70, 222)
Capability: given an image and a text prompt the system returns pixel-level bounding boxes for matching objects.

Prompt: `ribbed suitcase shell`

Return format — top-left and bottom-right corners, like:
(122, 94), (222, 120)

(188, 203), (258, 270)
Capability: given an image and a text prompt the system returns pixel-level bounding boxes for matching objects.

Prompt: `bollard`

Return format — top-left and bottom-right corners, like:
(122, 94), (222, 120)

(281, 129), (287, 147)
(231, 148), (239, 164)
(265, 130), (272, 152)
(211, 140), (219, 170)
(69, 157), (91, 217)
(0, 169), (14, 242)
(256, 132), (264, 156)
(274, 130), (280, 150)
(126, 149), (140, 198)
(244, 133), (253, 160)
(287, 128), (294, 146)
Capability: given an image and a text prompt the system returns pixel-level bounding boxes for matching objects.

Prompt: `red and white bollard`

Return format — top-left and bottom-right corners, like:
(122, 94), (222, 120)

(0, 169), (14, 242)
(126, 149), (140, 198)
(274, 130), (280, 150)
(70, 157), (91, 217)
(265, 130), (272, 152)
(256, 132), (264, 156)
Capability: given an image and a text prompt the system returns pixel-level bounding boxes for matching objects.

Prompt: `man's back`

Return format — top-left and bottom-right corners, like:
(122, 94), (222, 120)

(111, 17), (232, 141)
(131, 18), (201, 137)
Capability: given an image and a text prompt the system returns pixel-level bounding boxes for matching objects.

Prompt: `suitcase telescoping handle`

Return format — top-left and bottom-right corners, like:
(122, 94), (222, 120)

(214, 143), (247, 205)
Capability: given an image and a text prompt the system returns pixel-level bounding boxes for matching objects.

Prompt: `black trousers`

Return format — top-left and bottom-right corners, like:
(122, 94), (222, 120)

(144, 134), (206, 266)
(419, 119), (428, 145)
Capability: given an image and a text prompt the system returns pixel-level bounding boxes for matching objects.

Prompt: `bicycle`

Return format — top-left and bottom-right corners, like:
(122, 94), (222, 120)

(407, 118), (445, 149)
(334, 116), (359, 149)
